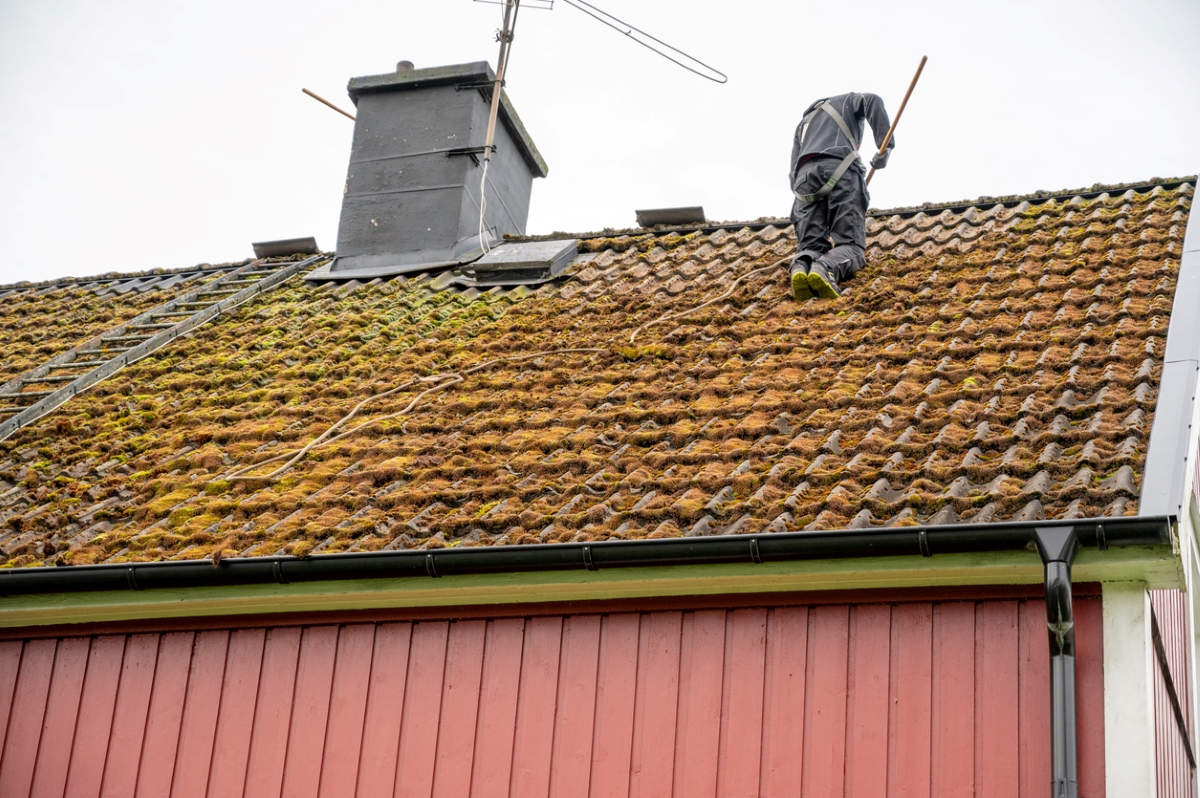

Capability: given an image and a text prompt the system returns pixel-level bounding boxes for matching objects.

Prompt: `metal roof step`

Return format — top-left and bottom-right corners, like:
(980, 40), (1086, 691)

(0, 390), (53, 399)
(103, 335), (154, 343)
(49, 361), (108, 369)
(23, 375), (80, 384)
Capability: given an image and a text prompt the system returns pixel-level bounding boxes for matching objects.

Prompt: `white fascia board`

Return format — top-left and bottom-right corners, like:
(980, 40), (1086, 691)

(1141, 181), (1200, 560)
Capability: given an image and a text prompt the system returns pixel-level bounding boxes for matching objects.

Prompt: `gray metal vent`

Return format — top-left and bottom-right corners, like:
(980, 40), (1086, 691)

(636, 206), (706, 227)
(253, 237), (319, 259)
(457, 239), (578, 287)
(307, 62), (548, 282)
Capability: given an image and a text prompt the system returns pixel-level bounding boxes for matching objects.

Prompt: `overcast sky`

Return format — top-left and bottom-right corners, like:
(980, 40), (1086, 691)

(0, 0), (1197, 285)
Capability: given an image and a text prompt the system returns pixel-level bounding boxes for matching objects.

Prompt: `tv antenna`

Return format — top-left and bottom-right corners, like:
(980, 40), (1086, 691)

(472, 0), (727, 85)
(471, 0), (725, 253)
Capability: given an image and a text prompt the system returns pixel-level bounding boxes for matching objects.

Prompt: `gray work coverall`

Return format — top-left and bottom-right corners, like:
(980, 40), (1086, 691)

(789, 92), (894, 282)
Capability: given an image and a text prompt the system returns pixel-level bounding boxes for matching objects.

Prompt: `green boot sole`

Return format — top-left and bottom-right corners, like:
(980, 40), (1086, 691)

(807, 270), (841, 299)
(791, 270), (814, 301)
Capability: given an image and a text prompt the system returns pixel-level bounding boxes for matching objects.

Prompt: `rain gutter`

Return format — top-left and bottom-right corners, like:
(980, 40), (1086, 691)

(0, 515), (1172, 598)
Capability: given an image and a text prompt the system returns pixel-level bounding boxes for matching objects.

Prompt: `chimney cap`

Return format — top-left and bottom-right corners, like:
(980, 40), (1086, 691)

(396, 60), (415, 72)
(347, 61), (547, 178)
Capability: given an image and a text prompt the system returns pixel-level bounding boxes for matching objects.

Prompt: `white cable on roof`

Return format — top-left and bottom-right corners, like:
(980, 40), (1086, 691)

(479, 158), (492, 255)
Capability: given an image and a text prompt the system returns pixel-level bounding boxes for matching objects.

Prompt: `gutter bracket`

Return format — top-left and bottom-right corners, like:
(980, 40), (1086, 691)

(582, 545), (597, 571)
(445, 146), (491, 167)
(426, 554), (441, 579)
(1034, 525), (1080, 798)
(749, 538), (762, 564)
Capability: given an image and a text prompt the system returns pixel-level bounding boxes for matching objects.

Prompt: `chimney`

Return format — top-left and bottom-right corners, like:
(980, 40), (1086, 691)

(308, 62), (549, 282)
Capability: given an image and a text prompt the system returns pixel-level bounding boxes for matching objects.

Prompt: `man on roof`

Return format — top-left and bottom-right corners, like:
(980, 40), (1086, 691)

(789, 92), (894, 300)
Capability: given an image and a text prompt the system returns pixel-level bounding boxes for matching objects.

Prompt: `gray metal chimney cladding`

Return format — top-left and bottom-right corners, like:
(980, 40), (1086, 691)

(310, 62), (549, 282)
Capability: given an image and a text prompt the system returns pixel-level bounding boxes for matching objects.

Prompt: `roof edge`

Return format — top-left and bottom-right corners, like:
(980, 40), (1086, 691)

(0, 516), (1173, 598)
(865, 175), (1196, 220)
(1140, 176), (1200, 518)
(0, 253), (328, 295)
(512, 175), (1196, 244)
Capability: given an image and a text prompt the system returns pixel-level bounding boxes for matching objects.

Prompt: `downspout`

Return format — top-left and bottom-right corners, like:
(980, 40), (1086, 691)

(1035, 525), (1081, 798)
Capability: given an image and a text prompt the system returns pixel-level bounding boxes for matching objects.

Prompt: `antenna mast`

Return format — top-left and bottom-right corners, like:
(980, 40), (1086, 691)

(477, 0), (520, 254)
(483, 0), (520, 170)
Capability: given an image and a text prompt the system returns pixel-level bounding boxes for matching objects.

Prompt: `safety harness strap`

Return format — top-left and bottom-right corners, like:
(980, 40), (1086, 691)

(793, 100), (862, 204)
(815, 100), (859, 149)
(793, 150), (860, 203)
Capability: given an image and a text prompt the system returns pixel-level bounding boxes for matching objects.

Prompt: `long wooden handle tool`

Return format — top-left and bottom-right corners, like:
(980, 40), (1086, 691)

(302, 88), (356, 121)
(865, 55), (927, 186)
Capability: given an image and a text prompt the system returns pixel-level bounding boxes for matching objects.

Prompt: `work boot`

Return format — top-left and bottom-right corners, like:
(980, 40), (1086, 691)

(807, 261), (841, 299)
(790, 256), (813, 301)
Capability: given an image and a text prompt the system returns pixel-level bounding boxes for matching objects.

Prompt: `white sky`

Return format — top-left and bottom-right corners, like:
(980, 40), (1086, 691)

(0, 0), (1197, 285)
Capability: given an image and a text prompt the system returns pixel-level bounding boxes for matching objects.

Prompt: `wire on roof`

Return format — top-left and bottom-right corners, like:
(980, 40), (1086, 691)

(560, 0), (727, 84)
(628, 257), (786, 342)
(219, 246), (792, 483)
(222, 348), (608, 482)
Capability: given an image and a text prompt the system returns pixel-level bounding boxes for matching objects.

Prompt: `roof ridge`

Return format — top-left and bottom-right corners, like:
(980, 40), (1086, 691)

(867, 174), (1196, 219)
(512, 175), (1196, 242)
(5, 178), (1190, 289)
(0, 253), (328, 294)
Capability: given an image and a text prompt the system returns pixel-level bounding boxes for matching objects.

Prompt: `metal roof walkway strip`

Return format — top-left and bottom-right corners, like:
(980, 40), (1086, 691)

(0, 255), (327, 442)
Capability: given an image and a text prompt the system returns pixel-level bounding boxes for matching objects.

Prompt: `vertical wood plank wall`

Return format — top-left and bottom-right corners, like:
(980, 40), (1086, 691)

(1150, 588), (1194, 798)
(0, 597), (1103, 797)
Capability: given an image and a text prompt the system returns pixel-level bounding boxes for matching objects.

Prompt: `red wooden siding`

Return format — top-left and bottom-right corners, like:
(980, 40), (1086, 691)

(1150, 588), (1194, 798)
(0, 597), (1104, 797)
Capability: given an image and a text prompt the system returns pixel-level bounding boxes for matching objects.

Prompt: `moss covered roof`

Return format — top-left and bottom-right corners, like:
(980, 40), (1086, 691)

(0, 178), (1192, 567)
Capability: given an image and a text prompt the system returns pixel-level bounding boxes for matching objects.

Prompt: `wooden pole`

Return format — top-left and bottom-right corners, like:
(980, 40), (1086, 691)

(477, 0), (520, 254)
(301, 88), (356, 121)
(865, 55), (927, 186)
(482, 0), (520, 166)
